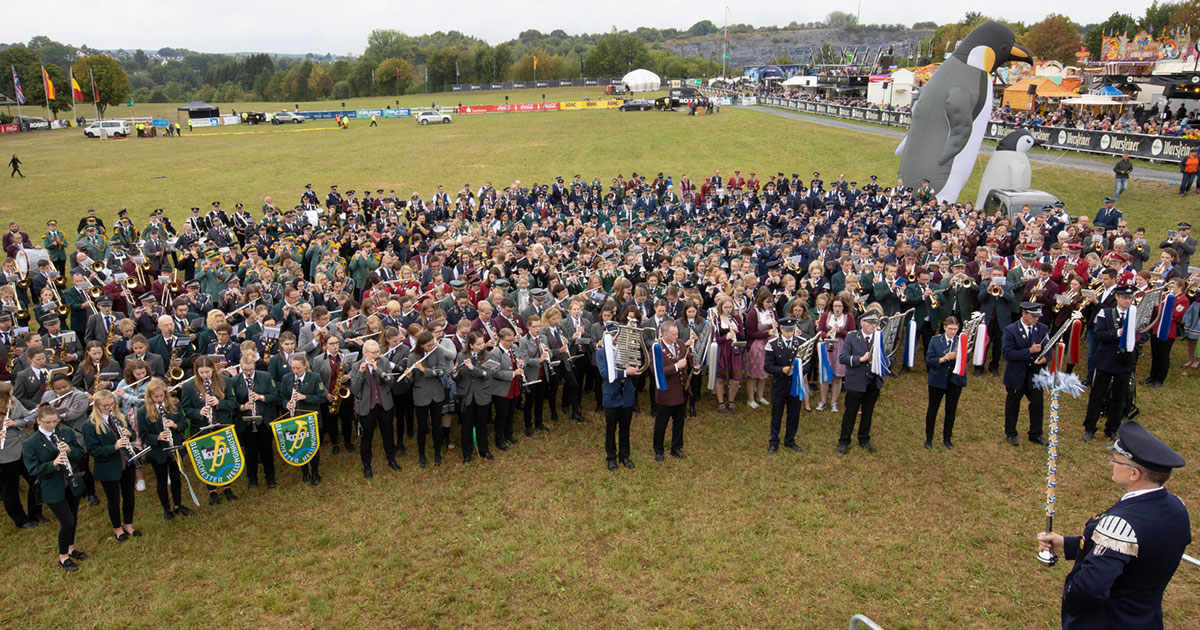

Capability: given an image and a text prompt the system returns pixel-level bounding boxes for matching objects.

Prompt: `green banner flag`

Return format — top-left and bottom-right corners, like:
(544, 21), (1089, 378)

(184, 426), (244, 487)
(270, 412), (319, 466)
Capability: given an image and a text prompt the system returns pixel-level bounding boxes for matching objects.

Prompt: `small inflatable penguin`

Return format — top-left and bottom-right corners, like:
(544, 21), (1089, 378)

(896, 21), (1032, 203)
(974, 129), (1040, 209)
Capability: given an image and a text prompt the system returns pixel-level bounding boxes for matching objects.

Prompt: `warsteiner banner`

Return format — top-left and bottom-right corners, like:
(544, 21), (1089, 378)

(184, 426), (244, 486)
(270, 412), (319, 466)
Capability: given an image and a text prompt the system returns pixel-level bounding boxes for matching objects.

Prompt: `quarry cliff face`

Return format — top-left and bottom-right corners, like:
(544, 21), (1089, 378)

(661, 27), (937, 70)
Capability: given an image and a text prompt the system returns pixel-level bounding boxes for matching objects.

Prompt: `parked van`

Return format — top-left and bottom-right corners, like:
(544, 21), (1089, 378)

(83, 120), (132, 138)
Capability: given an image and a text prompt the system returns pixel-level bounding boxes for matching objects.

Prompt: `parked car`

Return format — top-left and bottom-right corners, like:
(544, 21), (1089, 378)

(274, 111), (305, 124)
(83, 120), (132, 138)
(242, 111), (267, 125)
(980, 188), (1061, 218)
(415, 110), (452, 125)
(619, 99), (654, 111)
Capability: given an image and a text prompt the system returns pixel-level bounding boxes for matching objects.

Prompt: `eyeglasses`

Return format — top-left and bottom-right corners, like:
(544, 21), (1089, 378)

(1107, 457), (1138, 469)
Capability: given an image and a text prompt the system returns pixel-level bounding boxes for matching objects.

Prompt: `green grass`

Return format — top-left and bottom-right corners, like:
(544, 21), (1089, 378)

(0, 99), (1198, 629)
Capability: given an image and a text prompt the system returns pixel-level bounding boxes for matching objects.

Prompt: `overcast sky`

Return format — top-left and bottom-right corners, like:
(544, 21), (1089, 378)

(1, 1), (1149, 56)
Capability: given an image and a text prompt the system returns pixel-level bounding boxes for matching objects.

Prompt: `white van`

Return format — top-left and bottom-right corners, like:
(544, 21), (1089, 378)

(83, 120), (132, 138)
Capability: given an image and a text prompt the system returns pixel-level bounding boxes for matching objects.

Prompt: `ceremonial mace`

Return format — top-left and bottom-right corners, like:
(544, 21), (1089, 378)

(1032, 367), (1086, 567)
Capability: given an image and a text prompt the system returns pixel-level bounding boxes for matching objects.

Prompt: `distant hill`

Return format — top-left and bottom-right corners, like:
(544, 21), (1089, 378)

(661, 26), (938, 69)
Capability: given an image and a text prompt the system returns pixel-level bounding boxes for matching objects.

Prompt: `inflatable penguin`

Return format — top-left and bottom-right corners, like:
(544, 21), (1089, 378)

(896, 21), (1032, 203)
(974, 128), (1040, 209)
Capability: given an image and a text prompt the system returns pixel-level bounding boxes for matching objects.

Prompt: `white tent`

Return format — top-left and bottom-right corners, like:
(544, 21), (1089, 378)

(1061, 94), (1129, 106)
(621, 69), (662, 92)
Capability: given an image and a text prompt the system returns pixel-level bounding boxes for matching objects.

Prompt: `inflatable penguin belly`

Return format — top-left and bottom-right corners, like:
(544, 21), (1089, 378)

(975, 129), (1038, 209)
(895, 21), (1031, 203)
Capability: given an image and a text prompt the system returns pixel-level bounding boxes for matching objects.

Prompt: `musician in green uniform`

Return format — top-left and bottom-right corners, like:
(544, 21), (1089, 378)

(22, 404), (87, 572)
(41, 219), (67, 276)
(136, 378), (193, 521)
(279, 353), (326, 485)
(179, 356), (237, 504)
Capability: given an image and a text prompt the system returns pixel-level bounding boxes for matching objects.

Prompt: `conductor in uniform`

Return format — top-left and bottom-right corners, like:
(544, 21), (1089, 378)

(1001, 302), (1049, 447)
(1082, 285), (1138, 443)
(652, 321), (690, 462)
(1037, 420), (1190, 629)
(762, 317), (804, 454)
(837, 311), (883, 454)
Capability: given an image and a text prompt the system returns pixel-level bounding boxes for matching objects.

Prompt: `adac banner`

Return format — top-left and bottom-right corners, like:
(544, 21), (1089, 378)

(560, 100), (622, 110)
(184, 426), (244, 486)
(270, 412), (319, 466)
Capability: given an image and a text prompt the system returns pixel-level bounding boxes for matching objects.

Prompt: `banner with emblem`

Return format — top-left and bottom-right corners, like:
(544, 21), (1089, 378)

(270, 412), (319, 466)
(183, 426), (244, 487)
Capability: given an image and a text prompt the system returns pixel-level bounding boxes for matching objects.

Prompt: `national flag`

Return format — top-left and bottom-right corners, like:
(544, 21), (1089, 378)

(870, 331), (891, 378)
(1120, 305), (1137, 352)
(651, 342), (667, 391)
(71, 72), (84, 100)
(41, 65), (55, 100)
(972, 324), (988, 366)
(1155, 293), (1176, 340)
(952, 333), (969, 376)
(11, 66), (25, 105)
(790, 357), (807, 400)
(903, 320), (917, 368)
(90, 67), (99, 103)
(817, 341), (834, 384)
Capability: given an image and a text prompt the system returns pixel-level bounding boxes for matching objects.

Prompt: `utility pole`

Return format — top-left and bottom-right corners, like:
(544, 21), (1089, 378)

(722, 6), (730, 78)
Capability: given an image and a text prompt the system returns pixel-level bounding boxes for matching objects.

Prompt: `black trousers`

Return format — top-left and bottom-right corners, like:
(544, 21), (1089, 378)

(653, 403), (686, 455)
(592, 366), (605, 408)
(301, 413), (321, 478)
(321, 402), (354, 447)
(149, 459), (182, 511)
(769, 386), (800, 447)
(1083, 369), (1129, 436)
(688, 373), (703, 409)
(241, 425), (276, 482)
(493, 396), (517, 441)
(1004, 386), (1044, 438)
(605, 406), (633, 461)
(1149, 336), (1174, 384)
(47, 492), (80, 555)
(394, 391), (415, 445)
(839, 385), (880, 445)
(986, 319), (1004, 369)
(100, 466), (136, 528)
(0, 458), (42, 526)
(414, 403), (443, 458)
(359, 405), (395, 468)
(553, 366), (581, 414)
(925, 384), (962, 441)
(918, 320), (936, 368)
(522, 380), (547, 429)
(572, 356), (590, 404)
(462, 402), (491, 456)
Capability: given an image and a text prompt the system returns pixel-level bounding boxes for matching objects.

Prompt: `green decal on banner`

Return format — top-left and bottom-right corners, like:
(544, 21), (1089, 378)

(184, 426), (244, 486)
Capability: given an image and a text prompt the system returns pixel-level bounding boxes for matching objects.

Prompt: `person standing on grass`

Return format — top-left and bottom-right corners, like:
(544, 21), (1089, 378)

(1113, 152), (1132, 200)
(8, 154), (22, 178)
(1179, 148), (1199, 196)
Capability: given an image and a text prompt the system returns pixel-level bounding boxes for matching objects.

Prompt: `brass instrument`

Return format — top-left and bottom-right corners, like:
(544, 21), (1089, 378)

(53, 274), (66, 288)
(167, 336), (185, 383)
(1054, 289), (1080, 312)
(328, 355), (351, 415)
(989, 282), (1004, 297)
(87, 285), (103, 299)
(907, 271), (917, 283)
(54, 345), (75, 376)
(124, 275), (139, 290)
(16, 268), (30, 290)
(14, 307), (30, 324)
(49, 282), (70, 317)
(91, 260), (105, 274)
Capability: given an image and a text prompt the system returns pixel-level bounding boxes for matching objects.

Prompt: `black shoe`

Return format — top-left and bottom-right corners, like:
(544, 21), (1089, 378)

(30, 514), (49, 524)
(18, 521), (36, 529)
(463, 455), (472, 464)
(536, 424), (549, 432)
(973, 367), (984, 377)
(87, 495), (100, 506)
(1006, 436), (1020, 446)
(768, 444), (778, 454)
(209, 493), (222, 506)
(654, 453), (665, 462)
(114, 533), (129, 542)
(689, 406), (697, 418)
(129, 529), (142, 538)
(572, 411), (587, 422)
(301, 470), (311, 484)
(267, 479), (278, 489)
(163, 510), (175, 522)
(622, 458), (635, 469)
(786, 444), (803, 453)
(837, 444), (849, 454)
(60, 558), (79, 572)
(1104, 431), (1118, 441)
(1082, 431), (1095, 443)
(507, 435), (518, 444)
(175, 506), (195, 516)
(223, 488), (238, 501)
(525, 428), (534, 437)
(989, 367), (999, 377)
(943, 440), (955, 450)
(1029, 436), (1048, 447)
(363, 467), (373, 479)
(1145, 381), (1163, 388)
(332, 444), (340, 455)
(924, 440), (933, 450)
(69, 549), (87, 560)
(594, 404), (604, 413)
(670, 449), (687, 459)
(496, 442), (509, 451)
(311, 474), (321, 486)
(481, 452), (494, 460)
(607, 460), (618, 471)
(1137, 378), (1150, 385)
(248, 479), (259, 488)
(419, 457), (427, 468)
(387, 459), (402, 472)
(859, 441), (877, 453)
(434, 453), (442, 466)
(345, 443), (356, 452)
(396, 443), (407, 455)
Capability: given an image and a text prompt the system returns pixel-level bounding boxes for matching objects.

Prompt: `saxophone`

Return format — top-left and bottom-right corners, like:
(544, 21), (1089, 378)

(328, 357), (351, 415)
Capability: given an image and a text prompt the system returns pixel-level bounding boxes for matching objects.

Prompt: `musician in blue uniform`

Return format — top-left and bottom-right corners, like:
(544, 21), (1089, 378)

(1082, 285), (1139, 443)
(1001, 302), (1049, 447)
(597, 322), (638, 470)
(923, 316), (966, 450)
(762, 317), (804, 454)
(1038, 420), (1191, 630)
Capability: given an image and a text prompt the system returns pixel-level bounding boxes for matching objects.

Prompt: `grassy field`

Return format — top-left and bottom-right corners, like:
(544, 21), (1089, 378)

(0, 94), (1198, 629)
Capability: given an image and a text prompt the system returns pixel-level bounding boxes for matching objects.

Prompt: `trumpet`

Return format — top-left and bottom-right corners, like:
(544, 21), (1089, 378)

(989, 283), (1004, 297)
(91, 260), (105, 274)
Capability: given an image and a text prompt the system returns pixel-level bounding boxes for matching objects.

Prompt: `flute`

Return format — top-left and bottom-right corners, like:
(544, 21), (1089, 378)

(0, 399), (10, 451)
(399, 347), (439, 381)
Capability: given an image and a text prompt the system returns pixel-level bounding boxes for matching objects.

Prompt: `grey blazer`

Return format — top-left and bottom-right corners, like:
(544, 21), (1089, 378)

(453, 351), (492, 407)
(384, 344), (412, 395)
(485, 346), (520, 397)
(0, 399), (35, 464)
(516, 334), (548, 380)
(406, 348), (448, 406)
(349, 359), (395, 415)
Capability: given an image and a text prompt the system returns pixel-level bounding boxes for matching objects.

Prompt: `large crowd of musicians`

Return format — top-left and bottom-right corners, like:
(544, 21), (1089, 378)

(0, 171), (1197, 573)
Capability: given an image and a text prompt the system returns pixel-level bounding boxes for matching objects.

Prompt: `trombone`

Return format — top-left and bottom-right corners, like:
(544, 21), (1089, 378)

(48, 282), (71, 318)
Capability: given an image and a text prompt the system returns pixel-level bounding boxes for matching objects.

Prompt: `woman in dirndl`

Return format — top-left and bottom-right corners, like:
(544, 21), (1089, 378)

(816, 293), (855, 414)
(743, 288), (776, 410)
(713, 294), (746, 413)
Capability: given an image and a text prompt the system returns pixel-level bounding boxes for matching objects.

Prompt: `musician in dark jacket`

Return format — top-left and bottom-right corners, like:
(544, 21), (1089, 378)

(453, 333), (494, 462)
(597, 323), (637, 470)
(1001, 302), (1049, 447)
(1082, 286), (1139, 442)
(762, 318), (804, 454)
(22, 404), (87, 571)
(837, 311), (884, 454)
(350, 340), (400, 477)
(924, 316), (967, 450)
(406, 331), (449, 467)
(232, 354), (278, 487)
(652, 321), (690, 462)
(136, 378), (193, 520)
(486, 328), (523, 451)
(279, 353), (327, 485)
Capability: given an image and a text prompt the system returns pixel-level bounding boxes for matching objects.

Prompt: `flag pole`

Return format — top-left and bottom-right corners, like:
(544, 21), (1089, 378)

(41, 65), (51, 121)
(69, 69), (77, 123)
(89, 66), (100, 120)
(12, 65), (22, 119)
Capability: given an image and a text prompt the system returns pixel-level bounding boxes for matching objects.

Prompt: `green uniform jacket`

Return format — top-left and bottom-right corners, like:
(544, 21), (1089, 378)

(230, 369), (278, 426)
(148, 334), (193, 374)
(22, 426), (86, 503)
(82, 415), (132, 482)
(348, 254), (376, 289)
(62, 286), (89, 338)
(179, 379), (238, 436)
(279, 370), (326, 415)
(195, 268), (230, 301)
(267, 352), (294, 384)
(136, 404), (187, 465)
(904, 282), (941, 329)
(41, 231), (67, 262)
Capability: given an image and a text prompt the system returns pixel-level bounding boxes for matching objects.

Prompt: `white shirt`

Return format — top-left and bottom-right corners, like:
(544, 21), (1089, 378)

(1121, 486), (1163, 501)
